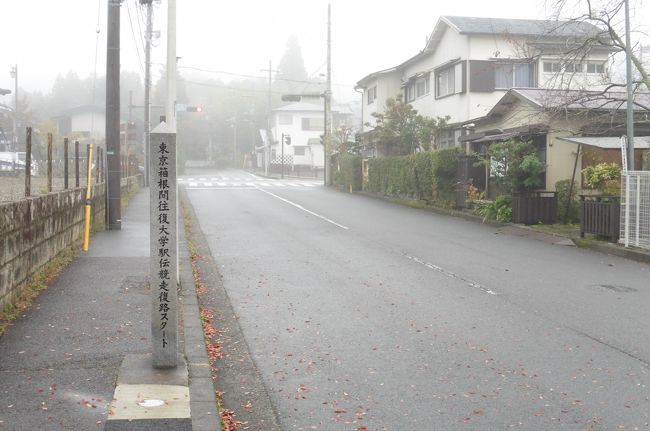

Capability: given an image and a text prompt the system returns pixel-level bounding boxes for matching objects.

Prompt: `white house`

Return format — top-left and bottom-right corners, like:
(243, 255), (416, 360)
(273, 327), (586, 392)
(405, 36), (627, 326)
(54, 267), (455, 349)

(269, 101), (325, 170)
(266, 101), (354, 172)
(57, 105), (106, 141)
(356, 16), (614, 150)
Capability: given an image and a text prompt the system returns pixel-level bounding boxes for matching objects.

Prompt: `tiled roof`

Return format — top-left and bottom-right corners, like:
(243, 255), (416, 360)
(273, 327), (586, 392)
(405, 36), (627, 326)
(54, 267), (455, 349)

(442, 16), (602, 38)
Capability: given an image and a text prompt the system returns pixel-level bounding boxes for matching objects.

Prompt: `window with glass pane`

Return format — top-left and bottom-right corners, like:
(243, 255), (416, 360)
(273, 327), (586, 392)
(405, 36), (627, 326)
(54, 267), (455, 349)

(514, 63), (534, 87)
(279, 114), (293, 125)
(565, 63), (583, 73)
(495, 64), (513, 88)
(302, 118), (324, 131)
(416, 79), (426, 97)
(587, 63), (605, 74)
(436, 68), (454, 97)
(496, 63), (534, 88)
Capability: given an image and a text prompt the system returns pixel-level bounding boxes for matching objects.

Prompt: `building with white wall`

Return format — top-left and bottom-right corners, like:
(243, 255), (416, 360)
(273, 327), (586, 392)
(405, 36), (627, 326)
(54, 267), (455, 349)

(266, 101), (354, 172)
(356, 16), (614, 150)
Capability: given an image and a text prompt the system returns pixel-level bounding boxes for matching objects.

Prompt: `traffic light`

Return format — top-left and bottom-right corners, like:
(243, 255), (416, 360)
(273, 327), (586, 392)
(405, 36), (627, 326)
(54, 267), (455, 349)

(283, 135), (291, 145)
(186, 106), (203, 113)
(281, 95), (302, 102)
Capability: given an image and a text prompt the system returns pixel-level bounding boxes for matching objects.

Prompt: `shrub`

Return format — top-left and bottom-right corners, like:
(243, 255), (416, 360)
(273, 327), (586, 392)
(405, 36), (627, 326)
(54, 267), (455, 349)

(367, 148), (460, 206)
(582, 162), (621, 195)
(555, 179), (579, 224)
(484, 140), (544, 193)
(331, 154), (363, 191)
(474, 195), (512, 222)
(431, 148), (461, 205)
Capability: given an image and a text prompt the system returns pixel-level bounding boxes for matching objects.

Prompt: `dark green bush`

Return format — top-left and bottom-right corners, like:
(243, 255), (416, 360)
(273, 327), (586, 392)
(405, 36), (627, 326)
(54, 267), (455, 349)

(331, 154), (363, 191)
(367, 148), (460, 206)
(555, 179), (579, 224)
(431, 148), (461, 206)
(475, 195), (513, 222)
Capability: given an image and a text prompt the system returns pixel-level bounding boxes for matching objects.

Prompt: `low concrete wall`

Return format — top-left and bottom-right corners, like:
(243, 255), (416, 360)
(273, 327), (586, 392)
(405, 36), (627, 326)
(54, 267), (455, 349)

(0, 174), (143, 310)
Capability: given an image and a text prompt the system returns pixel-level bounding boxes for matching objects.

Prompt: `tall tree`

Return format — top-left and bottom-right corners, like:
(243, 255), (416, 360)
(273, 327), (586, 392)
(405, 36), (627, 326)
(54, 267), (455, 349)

(550, 0), (650, 92)
(276, 35), (309, 83)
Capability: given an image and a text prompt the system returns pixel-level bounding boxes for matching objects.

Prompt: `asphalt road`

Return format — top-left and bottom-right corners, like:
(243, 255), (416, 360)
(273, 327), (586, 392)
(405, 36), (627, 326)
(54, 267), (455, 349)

(186, 169), (650, 431)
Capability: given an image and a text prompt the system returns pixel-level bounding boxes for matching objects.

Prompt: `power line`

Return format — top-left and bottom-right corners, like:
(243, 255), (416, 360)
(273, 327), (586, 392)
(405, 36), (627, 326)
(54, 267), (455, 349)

(134, 0), (146, 51)
(125, 0), (145, 74)
(160, 64), (354, 88)
(151, 73), (316, 96)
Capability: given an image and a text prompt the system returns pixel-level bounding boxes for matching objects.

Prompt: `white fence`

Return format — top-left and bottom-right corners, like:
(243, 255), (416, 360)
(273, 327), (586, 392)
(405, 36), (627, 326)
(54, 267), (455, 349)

(620, 171), (650, 250)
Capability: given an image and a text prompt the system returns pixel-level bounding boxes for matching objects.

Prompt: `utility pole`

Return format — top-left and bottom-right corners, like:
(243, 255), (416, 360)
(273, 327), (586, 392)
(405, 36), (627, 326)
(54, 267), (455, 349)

(10, 65), (17, 152)
(142, 0), (153, 186)
(323, 4), (332, 185)
(261, 61), (278, 176)
(106, 0), (122, 230)
(624, 0), (634, 166)
(166, 0), (177, 131)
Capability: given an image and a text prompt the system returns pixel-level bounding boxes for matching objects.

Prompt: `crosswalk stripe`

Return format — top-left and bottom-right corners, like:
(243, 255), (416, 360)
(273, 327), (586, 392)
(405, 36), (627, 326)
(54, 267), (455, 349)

(217, 182), (226, 186)
(189, 182), (198, 187)
(204, 182), (213, 187)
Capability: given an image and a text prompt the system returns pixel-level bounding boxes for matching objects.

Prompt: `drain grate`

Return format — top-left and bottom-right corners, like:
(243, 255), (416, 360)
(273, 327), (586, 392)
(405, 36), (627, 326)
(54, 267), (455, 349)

(120, 276), (150, 293)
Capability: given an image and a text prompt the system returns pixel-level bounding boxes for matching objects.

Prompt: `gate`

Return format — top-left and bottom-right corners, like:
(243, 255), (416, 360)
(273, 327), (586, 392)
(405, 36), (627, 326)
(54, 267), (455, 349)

(455, 155), (485, 208)
(620, 171), (650, 249)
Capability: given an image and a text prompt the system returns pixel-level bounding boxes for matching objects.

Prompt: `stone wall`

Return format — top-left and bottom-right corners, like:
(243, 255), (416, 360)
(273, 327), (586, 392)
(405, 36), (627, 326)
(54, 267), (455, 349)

(0, 174), (143, 310)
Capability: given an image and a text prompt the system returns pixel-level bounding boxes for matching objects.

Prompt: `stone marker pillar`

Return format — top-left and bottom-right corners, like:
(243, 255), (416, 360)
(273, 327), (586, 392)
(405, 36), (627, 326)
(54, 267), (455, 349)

(150, 122), (178, 368)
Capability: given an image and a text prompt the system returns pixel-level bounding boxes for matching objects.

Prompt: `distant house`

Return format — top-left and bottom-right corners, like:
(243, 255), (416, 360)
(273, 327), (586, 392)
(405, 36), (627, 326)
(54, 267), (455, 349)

(57, 105), (105, 141)
(263, 101), (355, 174)
(355, 16), (614, 153)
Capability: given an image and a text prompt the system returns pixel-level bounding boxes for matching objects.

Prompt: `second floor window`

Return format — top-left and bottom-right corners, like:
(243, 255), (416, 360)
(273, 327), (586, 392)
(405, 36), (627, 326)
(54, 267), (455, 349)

(279, 114), (293, 125)
(406, 75), (430, 102)
(367, 86), (377, 104)
(495, 62), (535, 89)
(436, 63), (463, 98)
(302, 117), (324, 131)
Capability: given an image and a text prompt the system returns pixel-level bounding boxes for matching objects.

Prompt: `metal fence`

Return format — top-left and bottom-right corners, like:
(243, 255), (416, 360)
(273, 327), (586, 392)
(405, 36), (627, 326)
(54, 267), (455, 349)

(620, 171), (650, 249)
(0, 129), (104, 202)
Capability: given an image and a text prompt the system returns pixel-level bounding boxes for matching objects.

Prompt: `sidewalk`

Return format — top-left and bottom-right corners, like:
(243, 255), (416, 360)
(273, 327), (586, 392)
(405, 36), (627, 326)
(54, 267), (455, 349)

(0, 189), (218, 430)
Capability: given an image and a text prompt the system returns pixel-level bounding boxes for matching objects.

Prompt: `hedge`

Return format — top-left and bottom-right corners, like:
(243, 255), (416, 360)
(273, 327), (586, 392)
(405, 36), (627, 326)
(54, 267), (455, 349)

(331, 154), (363, 191)
(367, 148), (461, 205)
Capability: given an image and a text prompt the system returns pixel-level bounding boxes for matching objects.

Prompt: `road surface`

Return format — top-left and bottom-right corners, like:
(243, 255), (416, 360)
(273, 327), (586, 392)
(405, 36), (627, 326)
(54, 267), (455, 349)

(185, 169), (650, 430)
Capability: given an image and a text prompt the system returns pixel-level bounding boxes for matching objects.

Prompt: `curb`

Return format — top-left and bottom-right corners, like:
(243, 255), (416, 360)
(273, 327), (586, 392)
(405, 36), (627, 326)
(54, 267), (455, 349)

(178, 201), (221, 431)
(352, 189), (650, 264)
(179, 187), (283, 430)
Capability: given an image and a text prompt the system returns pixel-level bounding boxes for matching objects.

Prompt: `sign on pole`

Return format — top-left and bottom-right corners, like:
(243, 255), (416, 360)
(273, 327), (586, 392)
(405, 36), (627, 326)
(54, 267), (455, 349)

(150, 122), (178, 368)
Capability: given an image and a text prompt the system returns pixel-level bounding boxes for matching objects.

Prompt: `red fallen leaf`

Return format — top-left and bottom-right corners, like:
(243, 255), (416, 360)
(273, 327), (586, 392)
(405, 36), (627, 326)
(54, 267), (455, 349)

(356, 427), (369, 431)
(473, 409), (484, 416)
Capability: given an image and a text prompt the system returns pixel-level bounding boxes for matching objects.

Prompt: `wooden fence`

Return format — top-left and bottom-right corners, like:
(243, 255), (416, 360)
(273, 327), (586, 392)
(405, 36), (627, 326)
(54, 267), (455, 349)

(580, 195), (620, 242)
(512, 191), (558, 225)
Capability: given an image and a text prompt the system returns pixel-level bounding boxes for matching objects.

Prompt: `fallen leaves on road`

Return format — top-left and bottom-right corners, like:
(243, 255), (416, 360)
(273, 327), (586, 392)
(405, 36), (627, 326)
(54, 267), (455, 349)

(220, 408), (247, 431)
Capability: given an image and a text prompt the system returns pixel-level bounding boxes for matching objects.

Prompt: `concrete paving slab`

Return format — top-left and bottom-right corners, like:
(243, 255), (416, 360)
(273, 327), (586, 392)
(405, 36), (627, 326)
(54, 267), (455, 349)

(106, 384), (190, 420)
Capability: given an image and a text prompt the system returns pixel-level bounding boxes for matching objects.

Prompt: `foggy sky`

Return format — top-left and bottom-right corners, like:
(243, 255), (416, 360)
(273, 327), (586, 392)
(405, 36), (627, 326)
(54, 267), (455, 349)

(1, 0), (648, 104)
